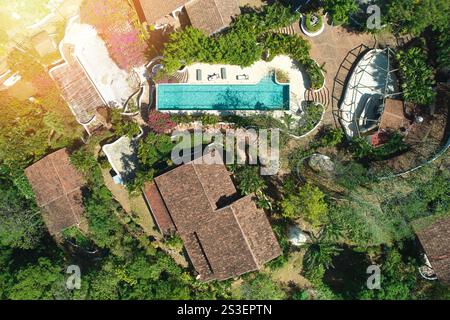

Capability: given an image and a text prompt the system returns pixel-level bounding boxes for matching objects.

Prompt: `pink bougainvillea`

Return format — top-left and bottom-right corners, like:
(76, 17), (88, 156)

(80, 0), (148, 70)
(148, 110), (176, 134)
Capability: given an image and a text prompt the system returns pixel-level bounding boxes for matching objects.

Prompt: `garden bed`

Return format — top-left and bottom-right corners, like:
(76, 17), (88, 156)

(294, 102), (325, 137)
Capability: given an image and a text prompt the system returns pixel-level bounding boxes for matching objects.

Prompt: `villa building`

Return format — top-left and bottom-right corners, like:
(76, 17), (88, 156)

(132, 0), (240, 35)
(25, 149), (87, 236)
(143, 153), (281, 281)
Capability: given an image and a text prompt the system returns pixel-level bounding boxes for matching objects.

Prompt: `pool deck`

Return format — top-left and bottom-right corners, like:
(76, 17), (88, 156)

(174, 55), (308, 116)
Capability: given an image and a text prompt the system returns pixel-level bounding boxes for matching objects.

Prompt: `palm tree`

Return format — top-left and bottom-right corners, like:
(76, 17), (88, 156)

(302, 228), (342, 272)
(282, 112), (295, 130)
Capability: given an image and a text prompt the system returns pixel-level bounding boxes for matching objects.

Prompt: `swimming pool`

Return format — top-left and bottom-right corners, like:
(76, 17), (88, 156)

(156, 75), (290, 111)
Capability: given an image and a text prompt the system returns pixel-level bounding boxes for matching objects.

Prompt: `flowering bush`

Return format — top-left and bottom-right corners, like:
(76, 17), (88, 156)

(80, 0), (148, 70)
(148, 110), (176, 134)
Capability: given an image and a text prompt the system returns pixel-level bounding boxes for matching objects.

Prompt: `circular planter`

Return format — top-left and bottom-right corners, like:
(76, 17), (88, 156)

(301, 13), (326, 37)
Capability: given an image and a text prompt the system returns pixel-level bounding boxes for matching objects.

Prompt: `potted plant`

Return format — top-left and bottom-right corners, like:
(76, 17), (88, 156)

(301, 10), (325, 37)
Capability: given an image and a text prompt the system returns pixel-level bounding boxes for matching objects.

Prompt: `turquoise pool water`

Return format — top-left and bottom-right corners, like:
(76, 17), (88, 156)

(156, 75), (290, 111)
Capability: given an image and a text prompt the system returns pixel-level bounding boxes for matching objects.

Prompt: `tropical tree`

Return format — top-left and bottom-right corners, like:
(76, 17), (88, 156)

(381, 0), (450, 35)
(7, 258), (65, 300)
(397, 46), (436, 106)
(281, 183), (328, 226)
(233, 165), (267, 196)
(323, 0), (359, 25)
(0, 174), (44, 249)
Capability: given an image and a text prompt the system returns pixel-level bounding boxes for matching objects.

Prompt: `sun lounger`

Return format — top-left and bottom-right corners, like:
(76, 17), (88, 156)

(196, 69), (202, 81)
(207, 73), (220, 81)
(236, 74), (249, 80)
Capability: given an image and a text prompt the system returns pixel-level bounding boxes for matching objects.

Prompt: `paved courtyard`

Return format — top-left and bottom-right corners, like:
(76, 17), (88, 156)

(295, 21), (378, 126)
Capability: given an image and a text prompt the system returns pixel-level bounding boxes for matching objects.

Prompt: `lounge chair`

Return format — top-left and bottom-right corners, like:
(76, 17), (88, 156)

(236, 74), (249, 80)
(196, 69), (202, 81)
(221, 68), (227, 80)
(207, 73), (220, 81)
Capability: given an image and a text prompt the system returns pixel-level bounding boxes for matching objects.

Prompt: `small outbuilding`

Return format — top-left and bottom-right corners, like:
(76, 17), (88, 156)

(25, 149), (87, 236)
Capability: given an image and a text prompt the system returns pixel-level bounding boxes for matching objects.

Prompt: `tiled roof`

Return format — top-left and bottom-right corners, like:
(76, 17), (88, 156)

(144, 153), (281, 281)
(132, 0), (190, 23)
(143, 182), (176, 235)
(25, 149), (86, 235)
(49, 44), (105, 125)
(416, 217), (450, 285)
(185, 0), (240, 34)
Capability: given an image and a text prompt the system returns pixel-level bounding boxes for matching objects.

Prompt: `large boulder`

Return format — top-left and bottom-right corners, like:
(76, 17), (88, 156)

(308, 153), (335, 175)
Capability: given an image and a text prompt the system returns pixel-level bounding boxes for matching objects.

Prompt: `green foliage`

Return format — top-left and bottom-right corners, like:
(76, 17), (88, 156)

(382, 0), (450, 35)
(267, 223), (290, 270)
(262, 33), (311, 63)
(0, 174), (44, 249)
(238, 273), (286, 300)
(291, 289), (310, 300)
(318, 127), (344, 147)
(199, 114), (221, 125)
(8, 257), (65, 300)
(137, 133), (173, 169)
(436, 28), (450, 69)
(304, 60), (326, 90)
(350, 133), (409, 161)
(323, 0), (358, 25)
(303, 235), (342, 275)
(296, 102), (324, 136)
(329, 167), (450, 247)
(334, 161), (374, 190)
(233, 165), (267, 196)
(397, 46), (436, 105)
(111, 110), (141, 138)
(357, 248), (417, 300)
(162, 3), (324, 90)
(61, 226), (95, 250)
(281, 183), (328, 226)
(126, 133), (174, 192)
(164, 235), (184, 252)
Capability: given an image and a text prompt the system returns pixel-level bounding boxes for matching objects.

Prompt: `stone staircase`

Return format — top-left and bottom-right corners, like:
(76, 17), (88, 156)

(275, 24), (296, 36)
(304, 85), (331, 109)
(173, 69), (189, 83)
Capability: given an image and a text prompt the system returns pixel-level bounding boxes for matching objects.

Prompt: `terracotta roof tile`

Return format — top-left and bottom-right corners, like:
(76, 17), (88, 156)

(143, 182), (176, 234)
(185, 0), (240, 34)
(25, 149), (86, 235)
(133, 0), (190, 23)
(145, 154), (281, 281)
(416, 217), (450, 284)
(49, 44), (105, 125)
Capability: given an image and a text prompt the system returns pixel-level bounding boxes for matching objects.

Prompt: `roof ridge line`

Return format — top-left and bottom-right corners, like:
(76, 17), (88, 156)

(50, 151), (81, 225)
(229, 204), (260, 269)
(191, 162), (217, 211)
(212, 0), (226, 27)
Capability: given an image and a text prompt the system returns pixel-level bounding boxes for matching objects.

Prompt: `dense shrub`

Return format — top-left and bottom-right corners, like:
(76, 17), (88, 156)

(397, 46), (436, 106)
(350, 133), (409, 161)
(148, 110), (176, 134)
(323, 0), (358, 25)
(281, 183), (328, 226)
(382, 0), (450, 35)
